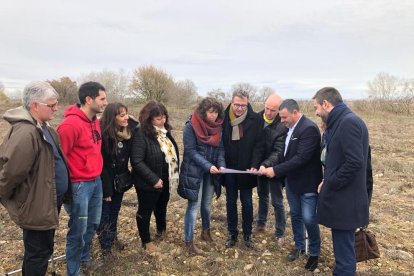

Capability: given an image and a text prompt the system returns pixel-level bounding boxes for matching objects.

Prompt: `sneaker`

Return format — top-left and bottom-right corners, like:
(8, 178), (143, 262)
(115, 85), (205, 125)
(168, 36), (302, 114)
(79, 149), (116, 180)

(244, 235), (254, 249)
(225, 234), (237, 248)
(275, 236), (285, 247)
(305, 256), (319, 271)
(287, 248), (305, 262)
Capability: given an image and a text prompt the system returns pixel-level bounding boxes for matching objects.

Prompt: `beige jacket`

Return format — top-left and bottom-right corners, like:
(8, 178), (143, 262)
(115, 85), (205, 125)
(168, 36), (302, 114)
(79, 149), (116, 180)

(0, 106), (66, 230)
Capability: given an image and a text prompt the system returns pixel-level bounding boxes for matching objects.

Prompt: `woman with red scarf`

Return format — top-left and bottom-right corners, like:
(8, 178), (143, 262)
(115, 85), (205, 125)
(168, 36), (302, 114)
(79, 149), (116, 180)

(178, 97), (225, 255)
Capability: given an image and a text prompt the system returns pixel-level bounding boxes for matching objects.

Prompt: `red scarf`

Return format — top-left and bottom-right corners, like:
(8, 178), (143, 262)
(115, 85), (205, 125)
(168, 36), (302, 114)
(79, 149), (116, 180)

(191, 112), (223, 147)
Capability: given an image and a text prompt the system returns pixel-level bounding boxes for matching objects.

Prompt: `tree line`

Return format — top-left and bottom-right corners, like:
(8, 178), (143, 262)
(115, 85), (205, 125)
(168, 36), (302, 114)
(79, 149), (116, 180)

(1, 70), (413, 114)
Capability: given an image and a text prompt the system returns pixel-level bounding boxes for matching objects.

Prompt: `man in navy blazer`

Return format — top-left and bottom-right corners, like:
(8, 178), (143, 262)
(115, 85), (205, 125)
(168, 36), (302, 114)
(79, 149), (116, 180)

(261, 99), (322, 272)
(313, 87), (369, 276)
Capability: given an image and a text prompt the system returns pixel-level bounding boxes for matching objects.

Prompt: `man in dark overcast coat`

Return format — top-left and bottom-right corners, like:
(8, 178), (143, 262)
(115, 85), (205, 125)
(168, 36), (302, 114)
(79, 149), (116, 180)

(313, 87), (370, 276)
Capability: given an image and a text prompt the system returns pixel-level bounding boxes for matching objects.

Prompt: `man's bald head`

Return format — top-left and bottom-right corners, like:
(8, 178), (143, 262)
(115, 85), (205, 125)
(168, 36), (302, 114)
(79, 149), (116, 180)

(264, 94), (283, 120)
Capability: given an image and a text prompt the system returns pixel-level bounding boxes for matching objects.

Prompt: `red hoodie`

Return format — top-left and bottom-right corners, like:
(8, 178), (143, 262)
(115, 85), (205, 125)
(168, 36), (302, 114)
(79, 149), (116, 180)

(57, 104), (103, 182)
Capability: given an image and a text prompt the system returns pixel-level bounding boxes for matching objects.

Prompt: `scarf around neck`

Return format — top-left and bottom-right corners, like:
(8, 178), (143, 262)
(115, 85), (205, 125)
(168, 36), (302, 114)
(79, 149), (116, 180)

(116, 127), (131, 141)
(229, 105), (248, 140)
(191, 112), (223, 147)
(263, 112), (275, 125)
(154, 125), (179, 181)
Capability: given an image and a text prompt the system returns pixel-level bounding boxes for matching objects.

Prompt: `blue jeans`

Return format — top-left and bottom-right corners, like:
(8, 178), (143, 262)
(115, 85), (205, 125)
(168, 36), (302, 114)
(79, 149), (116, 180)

(257, 178), (286, 237)
(286, 184), (320, 256)
(332, 229), (356, 276)
(64, 178), (103, 276)
(97, 190), (124, 252)
(225, 174), (253, 237)
(184, 174), (215, 242)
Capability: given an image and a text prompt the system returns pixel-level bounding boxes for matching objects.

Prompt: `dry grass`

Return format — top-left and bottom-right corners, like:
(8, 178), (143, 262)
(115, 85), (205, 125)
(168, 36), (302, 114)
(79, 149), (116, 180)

(1, 101), (413, 275)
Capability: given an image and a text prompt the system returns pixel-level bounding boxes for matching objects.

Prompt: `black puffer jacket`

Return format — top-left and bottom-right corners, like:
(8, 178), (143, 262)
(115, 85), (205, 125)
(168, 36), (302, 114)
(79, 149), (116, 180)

(101, 117), (139, 197)
(131, 127), (179, 192)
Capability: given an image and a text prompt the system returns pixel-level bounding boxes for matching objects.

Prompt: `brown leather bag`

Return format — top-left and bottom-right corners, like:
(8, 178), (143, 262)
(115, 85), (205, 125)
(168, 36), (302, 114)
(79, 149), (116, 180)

(355, 227), (380, 262)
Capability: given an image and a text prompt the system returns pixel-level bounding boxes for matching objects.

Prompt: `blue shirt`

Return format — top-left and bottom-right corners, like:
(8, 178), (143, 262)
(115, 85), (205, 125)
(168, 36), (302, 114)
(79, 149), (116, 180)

(41, 124), (69, 196)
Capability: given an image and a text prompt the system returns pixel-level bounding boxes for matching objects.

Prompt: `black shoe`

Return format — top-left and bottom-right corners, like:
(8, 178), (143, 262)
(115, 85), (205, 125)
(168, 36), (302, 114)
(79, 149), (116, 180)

(225, 234), (237, 247)
(305, 256), (319, 271)
(287, 248), (305, 262)
(243, 235), (254, 249)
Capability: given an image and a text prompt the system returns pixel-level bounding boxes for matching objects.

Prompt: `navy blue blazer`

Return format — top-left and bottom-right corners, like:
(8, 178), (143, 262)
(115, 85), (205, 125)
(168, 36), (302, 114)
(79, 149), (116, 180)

(317, 105), (369, 230)
(272, 115), (322, 195)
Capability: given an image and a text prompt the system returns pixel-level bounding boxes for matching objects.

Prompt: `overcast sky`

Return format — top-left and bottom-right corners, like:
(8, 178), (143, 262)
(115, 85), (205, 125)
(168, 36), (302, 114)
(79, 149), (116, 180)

(1, 0), (413, 99)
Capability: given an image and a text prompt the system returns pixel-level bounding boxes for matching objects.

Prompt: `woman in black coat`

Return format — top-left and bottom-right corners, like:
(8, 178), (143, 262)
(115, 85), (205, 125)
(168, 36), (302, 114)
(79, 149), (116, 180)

(97, 102), (138, 258)
(131, 101), (179, 254)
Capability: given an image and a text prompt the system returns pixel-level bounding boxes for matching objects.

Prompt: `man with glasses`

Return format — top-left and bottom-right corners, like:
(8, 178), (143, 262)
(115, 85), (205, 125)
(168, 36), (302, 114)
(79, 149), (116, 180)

(58, 81), (108, 276)
(255, 94), (288, 247)
(0, 81), (70, 275)
(222, 89), (263, 248)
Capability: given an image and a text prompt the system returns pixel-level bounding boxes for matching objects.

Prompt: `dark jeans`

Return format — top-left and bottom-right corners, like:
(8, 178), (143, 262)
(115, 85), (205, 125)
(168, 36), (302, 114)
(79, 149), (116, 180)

(332, 228), (357, 276)
(257, 178), (286, 237)
(225, 174), (253, 237)
(97, 190), (124, 252)
(136, 183), (170, 245)
(22, 195), (63, 276)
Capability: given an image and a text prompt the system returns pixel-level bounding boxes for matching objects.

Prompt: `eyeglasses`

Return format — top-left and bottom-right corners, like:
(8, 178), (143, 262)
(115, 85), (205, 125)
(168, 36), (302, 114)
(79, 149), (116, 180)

(233, 103), (248, 110)
(38, 101), (59, 109)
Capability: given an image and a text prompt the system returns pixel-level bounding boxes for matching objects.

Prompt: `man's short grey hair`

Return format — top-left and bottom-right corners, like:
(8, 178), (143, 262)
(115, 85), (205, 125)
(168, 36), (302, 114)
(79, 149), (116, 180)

(279, 99), (300, 113)
(232, 89), (250, 100)
(22, 81), (59, 110)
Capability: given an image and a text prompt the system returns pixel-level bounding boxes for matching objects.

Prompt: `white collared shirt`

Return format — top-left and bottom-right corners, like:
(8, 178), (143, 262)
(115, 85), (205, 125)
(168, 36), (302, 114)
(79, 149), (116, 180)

(284, 115), (303, 156)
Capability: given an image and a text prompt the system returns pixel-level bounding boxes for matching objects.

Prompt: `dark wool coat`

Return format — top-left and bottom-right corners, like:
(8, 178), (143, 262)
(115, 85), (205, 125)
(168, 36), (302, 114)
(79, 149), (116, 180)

(257, 110), (288, 186)
(178, 119), (226, 201)
(222, 104), (263, 190)
(131, 127), (179, 192)
(317, 105), (369, 230)
(101, 118), (139, 198)
(272, 115), (322, 195)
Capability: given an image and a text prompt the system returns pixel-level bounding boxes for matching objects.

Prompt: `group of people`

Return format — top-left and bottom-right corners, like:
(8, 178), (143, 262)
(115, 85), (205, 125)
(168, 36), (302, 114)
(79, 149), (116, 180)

(0, 80), (371, 276)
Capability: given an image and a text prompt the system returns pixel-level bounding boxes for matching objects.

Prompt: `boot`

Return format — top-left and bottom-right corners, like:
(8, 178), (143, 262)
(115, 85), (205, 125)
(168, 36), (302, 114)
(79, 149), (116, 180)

(185, 241), (204, 255)
(200, 229), (213, 243)
(225, 234), (237, 248)
(144, 242), (158, 254)
(244, 235), (254, 249)
(155, 230), (167, 241)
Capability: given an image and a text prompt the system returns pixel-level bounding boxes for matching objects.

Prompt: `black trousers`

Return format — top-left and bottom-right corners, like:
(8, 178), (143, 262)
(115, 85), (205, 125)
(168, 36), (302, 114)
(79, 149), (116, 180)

(22, 195), (63, 276)
(22, 228), (55, 276)
(136, 184), (170, 245)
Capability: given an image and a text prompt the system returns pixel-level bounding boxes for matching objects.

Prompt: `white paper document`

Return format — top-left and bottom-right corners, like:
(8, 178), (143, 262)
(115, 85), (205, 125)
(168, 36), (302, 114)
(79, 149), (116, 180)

(220, 168), (262, 175)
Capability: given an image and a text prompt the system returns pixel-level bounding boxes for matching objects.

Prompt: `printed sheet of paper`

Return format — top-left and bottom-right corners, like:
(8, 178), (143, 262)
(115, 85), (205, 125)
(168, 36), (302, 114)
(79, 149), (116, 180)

(220, 168), (262, 175)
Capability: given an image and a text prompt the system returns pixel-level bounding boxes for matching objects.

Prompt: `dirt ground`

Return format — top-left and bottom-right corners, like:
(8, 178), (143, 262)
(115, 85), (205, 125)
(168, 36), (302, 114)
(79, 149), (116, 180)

(0, 101), (413, 275)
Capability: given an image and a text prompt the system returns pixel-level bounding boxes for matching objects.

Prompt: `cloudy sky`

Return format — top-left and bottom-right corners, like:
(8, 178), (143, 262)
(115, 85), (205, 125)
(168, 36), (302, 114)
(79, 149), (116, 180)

(1, 0), (413, 99)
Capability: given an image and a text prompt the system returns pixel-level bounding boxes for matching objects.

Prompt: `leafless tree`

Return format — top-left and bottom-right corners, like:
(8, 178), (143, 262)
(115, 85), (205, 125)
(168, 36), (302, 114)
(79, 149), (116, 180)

(48, 77), (78, 104)
(207, 88), (227, 101)
(78, 69), (131, 102)
(231, 82), (259, 102)
(168, 79), (198, 106)
(130, 65), (174, 102)
(366, 72), (399, 100)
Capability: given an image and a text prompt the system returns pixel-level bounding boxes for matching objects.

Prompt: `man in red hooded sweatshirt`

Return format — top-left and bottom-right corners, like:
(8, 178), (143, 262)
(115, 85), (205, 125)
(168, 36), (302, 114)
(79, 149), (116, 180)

(58, 81), (107, 276)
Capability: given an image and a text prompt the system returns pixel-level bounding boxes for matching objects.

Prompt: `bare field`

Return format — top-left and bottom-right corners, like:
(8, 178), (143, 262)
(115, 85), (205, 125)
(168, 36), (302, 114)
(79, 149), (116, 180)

(1, 102), (413, 275)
